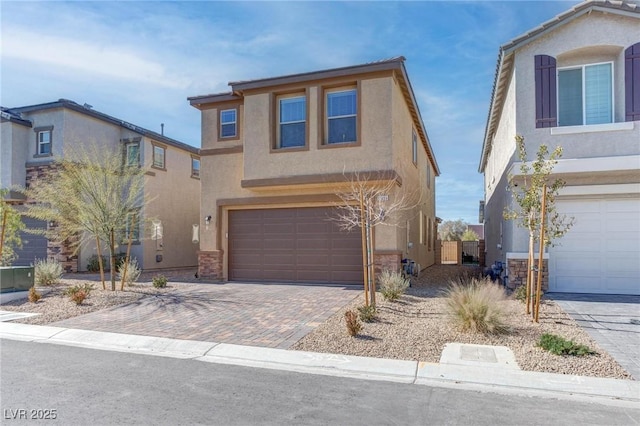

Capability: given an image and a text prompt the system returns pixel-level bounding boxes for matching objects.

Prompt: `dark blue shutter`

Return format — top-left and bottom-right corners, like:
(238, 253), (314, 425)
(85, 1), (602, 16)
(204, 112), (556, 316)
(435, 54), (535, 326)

(626, 42), (640, 122)
(535, 55), (557, 128)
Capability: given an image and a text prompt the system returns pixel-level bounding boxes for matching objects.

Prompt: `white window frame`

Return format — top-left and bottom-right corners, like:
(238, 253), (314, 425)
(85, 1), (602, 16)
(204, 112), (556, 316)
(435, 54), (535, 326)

(124, 212), (140, 242)
(277, 94), (306, 149)
(557, 61), (614, 127)
(125, 142), (140, 167)
(326, 88), (357, 144)
(412, 129), (418, 165)
(220, 108), (237, 139)
(37, 130), (51, 155)
(152, 144), (166, 169)
(191, 156), (200, 178)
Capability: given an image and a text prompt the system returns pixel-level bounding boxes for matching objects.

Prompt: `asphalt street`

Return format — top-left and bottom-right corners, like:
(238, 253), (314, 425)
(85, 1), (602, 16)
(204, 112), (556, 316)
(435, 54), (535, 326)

(1, 340), (639, 426)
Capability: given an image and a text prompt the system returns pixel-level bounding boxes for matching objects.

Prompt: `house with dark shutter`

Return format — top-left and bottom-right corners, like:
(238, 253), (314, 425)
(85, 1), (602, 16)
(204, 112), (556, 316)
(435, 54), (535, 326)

(189, 57), (440, 283)
(479, 0), (640, 295)
(1, 99), (200, 272)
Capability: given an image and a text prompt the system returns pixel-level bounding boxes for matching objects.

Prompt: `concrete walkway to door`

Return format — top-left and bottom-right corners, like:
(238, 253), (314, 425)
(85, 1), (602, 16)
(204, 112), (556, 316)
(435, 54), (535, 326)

(549, 293), (640, 380)
(52, 282), (359, 349)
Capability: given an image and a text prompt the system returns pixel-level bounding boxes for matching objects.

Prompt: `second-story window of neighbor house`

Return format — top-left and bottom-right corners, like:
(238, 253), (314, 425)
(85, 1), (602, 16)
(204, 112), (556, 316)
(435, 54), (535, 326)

(37, 130), (51, 155)
(558, 62), (613, 126)
(278, 95), (306, 148)
(327, 89), (357, 144)
(153, 144), (166, 169)
(191, 156), (200, 178)
(220, 109), (237, 138)
(412, 129), (418, 165)
(125, 142), (139, 167)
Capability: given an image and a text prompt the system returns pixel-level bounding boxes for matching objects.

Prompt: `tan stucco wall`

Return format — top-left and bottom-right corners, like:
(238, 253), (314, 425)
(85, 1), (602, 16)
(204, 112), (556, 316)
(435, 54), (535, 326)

(198, 72), (439, 277)
(1, 122), (30, 190)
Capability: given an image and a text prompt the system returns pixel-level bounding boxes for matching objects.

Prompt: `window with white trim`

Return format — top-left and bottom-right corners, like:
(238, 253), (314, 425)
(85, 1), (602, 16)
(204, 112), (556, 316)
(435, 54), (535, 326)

(326, 89), (357, 144)
(125, 142), (139, 167)
(220, 109), (237, 138)
(277, 95), (306, 148)
(412, 129), (418, 165)
(191, 157), (200, 178)
(124, 212), (140, 242)
(152, 144), (166, 169)
(37, 130), (51, 155)
(558, 62), (613, 126)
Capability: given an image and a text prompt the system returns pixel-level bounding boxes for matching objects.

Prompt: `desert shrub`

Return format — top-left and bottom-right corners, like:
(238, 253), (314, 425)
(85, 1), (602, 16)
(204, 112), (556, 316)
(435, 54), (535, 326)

(344, 310), (362, 337)
(28, 286), (41, 303)
(34, 258), (63, 286)
(65, 283), (94, 305)
(378, 269), (409, 301)
(445, 277), (509, 334)
(87, 253), (126, 272)
(538, 333), (596, 356)
(152, 274), (168, 288)
(117, 258), (141, 286)
(514, 285), (527, 303)
(357, 304), (377, 322)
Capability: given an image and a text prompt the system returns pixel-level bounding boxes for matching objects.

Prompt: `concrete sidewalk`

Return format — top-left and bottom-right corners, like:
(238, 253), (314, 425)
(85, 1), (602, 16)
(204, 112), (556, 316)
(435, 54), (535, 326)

(1, 322), (638, 407)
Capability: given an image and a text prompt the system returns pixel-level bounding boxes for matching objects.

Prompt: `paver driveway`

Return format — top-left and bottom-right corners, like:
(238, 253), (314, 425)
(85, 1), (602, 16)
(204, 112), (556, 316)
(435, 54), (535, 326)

(52, 282), (359, 349)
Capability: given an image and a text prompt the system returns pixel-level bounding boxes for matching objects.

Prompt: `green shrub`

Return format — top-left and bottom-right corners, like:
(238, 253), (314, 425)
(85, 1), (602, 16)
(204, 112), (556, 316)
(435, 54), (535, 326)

(538, 333), (596, 356)
(117, 258), (141, 286)
(378, 269), (409, 301)
(28, 286), (41, 303)
(357, 304), (377, 322)
(152, 274), (168, 288)
(65, 283), (94, 305)
(34, 258), (63, 286)
(445, 277), (509, 334)
(514, 285), (527, 303)
(344, 310), (362, 337)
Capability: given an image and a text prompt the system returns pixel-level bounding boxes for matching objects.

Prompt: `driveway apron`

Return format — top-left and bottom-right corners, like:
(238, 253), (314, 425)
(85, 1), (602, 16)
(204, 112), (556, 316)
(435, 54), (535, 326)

(52, 282), (359, 349)
(549, 293), (640, 379)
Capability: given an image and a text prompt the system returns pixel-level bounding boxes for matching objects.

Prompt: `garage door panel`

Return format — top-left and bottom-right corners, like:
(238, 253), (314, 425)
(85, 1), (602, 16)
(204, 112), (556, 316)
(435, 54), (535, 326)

(229, 207), (362, 284)
(550, 198), (639, 295)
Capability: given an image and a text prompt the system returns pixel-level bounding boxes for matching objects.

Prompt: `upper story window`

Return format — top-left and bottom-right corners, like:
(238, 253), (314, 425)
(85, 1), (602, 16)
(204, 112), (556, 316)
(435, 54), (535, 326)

(412, 129), (418, 165)
(191, 156), (200, 178)
(277, 95), (306, 149)
(125, 142), (140, 167)
(558, 62), (613, 126)
(152, 144), (166, 169)
(220, 109), (237, 138)
(34, 126), (53, 157)
(326, 88), (357, 144)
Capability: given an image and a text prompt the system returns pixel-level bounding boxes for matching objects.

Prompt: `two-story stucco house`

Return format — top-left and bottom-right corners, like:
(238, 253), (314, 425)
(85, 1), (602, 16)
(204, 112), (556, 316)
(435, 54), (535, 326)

(1, 99), (201, 272)
(479, 0), (640, 295)
(189, 57), (440, 284)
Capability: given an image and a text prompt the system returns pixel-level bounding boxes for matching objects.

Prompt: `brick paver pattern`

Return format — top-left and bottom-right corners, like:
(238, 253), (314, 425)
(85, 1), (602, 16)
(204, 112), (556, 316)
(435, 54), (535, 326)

(52, 282), (359, 349)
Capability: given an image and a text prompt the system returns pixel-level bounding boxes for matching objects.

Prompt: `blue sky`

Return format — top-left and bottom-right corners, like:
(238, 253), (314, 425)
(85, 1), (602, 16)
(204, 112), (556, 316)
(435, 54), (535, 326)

(1, 0), (575, 224)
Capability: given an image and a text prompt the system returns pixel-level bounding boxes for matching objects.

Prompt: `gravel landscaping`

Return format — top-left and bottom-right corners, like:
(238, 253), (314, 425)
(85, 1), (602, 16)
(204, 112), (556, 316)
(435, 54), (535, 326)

(292, 265), (633, 380)
(1, 265), (633, 380)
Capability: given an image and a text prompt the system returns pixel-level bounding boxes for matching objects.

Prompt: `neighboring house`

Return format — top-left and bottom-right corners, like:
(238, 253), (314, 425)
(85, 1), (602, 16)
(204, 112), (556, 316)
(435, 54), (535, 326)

(1, 99), (201, 272)
(189, 57), (440, 284)
(466, 224), (484, 240)
(479, 0), (640, 295)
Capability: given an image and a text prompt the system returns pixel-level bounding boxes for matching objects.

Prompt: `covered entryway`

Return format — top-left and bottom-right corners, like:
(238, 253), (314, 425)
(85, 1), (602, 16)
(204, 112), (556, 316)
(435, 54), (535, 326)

(549, 198), (640, 295)
(228, 207), (363, 284)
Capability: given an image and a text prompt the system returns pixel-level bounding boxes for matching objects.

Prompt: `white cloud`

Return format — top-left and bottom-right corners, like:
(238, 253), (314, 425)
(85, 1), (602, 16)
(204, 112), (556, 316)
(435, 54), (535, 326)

(2, 28), (190, 89)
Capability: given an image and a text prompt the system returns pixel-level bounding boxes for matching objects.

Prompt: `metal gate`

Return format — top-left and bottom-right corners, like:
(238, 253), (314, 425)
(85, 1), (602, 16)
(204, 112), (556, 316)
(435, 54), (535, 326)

(462, 241), (479, 264)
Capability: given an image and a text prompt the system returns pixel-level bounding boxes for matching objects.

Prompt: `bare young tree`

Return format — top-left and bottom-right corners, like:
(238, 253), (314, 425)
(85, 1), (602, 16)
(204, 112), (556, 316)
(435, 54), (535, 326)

(22, 144), (152, 290)
(333, 169), (422, 306)
(504, 135), (573, 317)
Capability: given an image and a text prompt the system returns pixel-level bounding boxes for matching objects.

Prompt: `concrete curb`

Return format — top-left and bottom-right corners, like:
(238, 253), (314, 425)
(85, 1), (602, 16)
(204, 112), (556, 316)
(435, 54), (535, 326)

(1, 322), (639, 404)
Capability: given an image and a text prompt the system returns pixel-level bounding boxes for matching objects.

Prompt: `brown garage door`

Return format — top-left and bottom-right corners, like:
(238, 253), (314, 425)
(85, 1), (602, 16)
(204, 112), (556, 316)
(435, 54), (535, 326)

(229, 207), (363, 284)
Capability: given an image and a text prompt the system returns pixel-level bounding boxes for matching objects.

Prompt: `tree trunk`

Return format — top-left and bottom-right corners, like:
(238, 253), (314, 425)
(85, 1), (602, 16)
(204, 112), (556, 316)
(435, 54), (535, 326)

(110, 228), (116, 291)
(359, 192), (369, 306)
(95, 236), (106, 290)
(526, 232), (534, 315)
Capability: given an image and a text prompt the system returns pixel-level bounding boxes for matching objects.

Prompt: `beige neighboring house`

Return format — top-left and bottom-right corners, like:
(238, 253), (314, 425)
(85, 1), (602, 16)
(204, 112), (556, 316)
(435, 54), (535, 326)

(189, 57), (440, 284)
(479, 0), (640, 295)
(1, 99), (201, 272)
